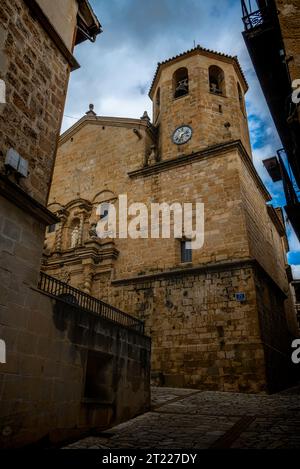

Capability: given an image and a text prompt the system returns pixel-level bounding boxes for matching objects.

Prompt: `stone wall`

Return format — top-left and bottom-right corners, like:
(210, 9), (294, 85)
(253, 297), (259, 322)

(0, 0), (71, 205)
(107, 262), (267, 393)
(0, 197), (150, 449)
(0, 0), (151, 450)
(35, 0), (78, 51)
(239, 151), (289, 293)
(254, 266), (295, 393)
(48, 118), (152, 206)
(151, 51), (252, 160)
(105, 261), (294, 393)
(47, 135), (252, 279)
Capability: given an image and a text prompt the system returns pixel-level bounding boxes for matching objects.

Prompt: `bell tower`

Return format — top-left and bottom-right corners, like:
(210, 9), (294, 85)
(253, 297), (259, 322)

(149, 46), (251, 161)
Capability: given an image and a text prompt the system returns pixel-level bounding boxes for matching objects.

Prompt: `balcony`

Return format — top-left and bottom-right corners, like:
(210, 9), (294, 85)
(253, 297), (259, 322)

(242, 5), (272, 31)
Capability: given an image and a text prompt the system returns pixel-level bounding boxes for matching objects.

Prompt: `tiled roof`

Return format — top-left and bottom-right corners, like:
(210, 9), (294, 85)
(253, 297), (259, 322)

(148, 45), (248, 97)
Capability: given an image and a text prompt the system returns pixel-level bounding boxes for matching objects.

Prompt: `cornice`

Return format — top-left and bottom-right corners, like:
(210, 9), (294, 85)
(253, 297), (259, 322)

(149, 45), (248, 99)
(59, 115), (154, 146)
(111, 258), (255, 285)
(111, 257), (287, 298)
(128, 140), (271, 203)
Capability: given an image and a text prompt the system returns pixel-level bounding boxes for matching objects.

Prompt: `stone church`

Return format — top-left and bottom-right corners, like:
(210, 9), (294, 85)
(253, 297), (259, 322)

(43, 46), (296, 393)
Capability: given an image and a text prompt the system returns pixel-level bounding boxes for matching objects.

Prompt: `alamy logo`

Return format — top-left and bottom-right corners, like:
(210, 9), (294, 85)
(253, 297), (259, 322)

(0, 79), (6, 104)
(96, 194), (205, 250)
(291, 339), (300, 364)
(0, 339), (6, 364)
(292, 79), (300, 104)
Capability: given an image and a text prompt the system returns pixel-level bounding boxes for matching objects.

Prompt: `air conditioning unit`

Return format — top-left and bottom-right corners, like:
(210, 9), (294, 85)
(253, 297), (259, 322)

(5, 148), (29, 178)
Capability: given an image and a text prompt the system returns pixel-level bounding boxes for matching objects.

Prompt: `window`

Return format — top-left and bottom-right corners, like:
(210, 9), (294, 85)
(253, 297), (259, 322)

(173, 67), (189, 99)
(209, 65), (225, 95)
(181, 240), (192, 263)
(47, 224), (56, 233)
(237, 82), (245, 114)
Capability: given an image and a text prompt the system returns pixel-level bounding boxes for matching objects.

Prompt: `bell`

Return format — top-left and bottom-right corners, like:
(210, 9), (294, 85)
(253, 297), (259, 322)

(175, 79), (188, 98)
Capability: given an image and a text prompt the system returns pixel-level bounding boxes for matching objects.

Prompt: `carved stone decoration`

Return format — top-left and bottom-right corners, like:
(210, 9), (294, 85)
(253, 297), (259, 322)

(83, 273), (93, 294)
(145, 145), (159, 166)
(85, 103), (96, 116)
(223, 121), (232, 140)
(56, 271), (70, 284)
(43, 239), (51, 255)
(141, 110), (150, 122)
(78, 215), (85, 245)
(55, 209), (68, 252)
(71, 225), (80, 248)
(89, 223), (98, 239)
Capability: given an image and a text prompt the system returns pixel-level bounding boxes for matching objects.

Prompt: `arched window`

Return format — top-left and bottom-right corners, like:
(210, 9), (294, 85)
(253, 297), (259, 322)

(209, 66), (225, 95)
(237, 82), (245, 114)
(173, 67), (189, 99)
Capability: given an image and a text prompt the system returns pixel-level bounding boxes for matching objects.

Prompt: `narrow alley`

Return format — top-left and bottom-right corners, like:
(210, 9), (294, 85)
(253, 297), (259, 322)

(66, 386), (300, 449)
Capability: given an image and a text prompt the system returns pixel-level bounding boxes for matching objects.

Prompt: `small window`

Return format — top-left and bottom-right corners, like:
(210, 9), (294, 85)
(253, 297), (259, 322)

(47, 224), (56, 233)
(209, 65), (225, 95)
(181, 240), (192, 263)
(237, 82), (245, 114)
(173, 67), (189, 99)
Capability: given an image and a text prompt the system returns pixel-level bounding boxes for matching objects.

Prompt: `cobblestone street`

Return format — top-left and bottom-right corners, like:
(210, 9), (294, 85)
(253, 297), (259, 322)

(66, 386), (300, 449)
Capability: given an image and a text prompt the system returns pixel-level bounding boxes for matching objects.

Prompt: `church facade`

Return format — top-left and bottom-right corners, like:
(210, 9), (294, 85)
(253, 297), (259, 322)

(43, 46), (296, 393)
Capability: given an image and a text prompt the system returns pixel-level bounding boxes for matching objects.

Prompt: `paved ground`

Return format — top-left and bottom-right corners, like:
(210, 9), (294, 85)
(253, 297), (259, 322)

(66, 386), (300, 449)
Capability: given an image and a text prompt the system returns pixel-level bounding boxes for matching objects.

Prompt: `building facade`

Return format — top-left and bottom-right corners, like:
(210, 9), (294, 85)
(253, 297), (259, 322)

(0, 0), (150, 448)
(44, 45), (297, 394)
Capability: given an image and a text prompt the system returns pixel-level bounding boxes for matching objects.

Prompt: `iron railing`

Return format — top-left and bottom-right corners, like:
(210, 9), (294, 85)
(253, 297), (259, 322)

(38, 272), (144, 334)
(241, 0), (272, 31)
(242, 7), (269, 30)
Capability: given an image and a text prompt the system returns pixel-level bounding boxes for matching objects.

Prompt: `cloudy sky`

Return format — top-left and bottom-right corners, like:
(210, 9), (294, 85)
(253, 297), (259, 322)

(62, 0), (300, 277)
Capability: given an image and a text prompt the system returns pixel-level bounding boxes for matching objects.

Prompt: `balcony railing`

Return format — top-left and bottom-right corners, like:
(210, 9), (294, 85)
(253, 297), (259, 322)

(38, 272), (144, 334)
(242, 8), (266, 30)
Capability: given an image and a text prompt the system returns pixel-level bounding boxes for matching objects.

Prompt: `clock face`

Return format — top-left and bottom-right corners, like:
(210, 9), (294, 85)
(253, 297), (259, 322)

(172, 126), (192, 145)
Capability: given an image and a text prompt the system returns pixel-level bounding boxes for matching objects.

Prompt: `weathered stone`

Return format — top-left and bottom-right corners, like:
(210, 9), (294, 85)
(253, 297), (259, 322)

(44, 46), (296, 395)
